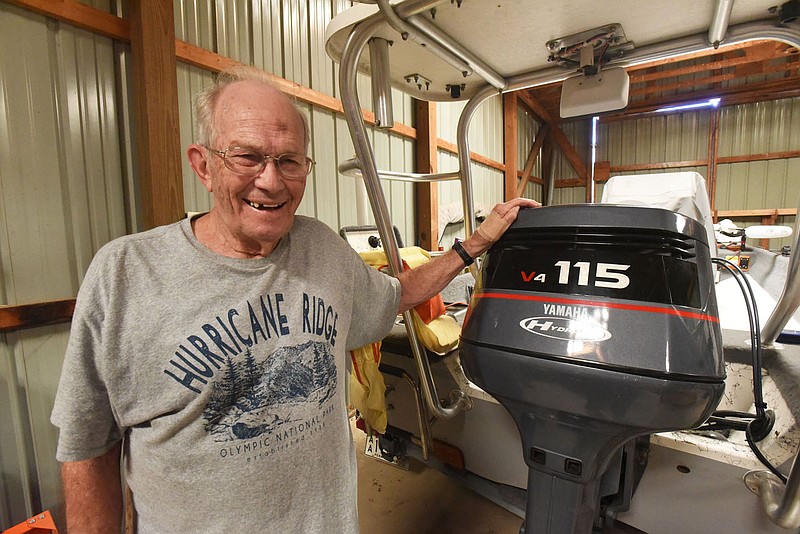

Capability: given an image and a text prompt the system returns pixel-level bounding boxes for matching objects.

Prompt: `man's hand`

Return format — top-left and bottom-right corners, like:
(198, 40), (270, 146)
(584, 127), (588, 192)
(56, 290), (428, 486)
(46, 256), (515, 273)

(460, 197), (540, 260)
(62, 442), (123, 533)
(397, 197), (539, 312)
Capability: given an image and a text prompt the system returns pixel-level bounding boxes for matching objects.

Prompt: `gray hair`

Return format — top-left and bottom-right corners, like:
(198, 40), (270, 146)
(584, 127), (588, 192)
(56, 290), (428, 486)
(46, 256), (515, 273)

(193, 65), (310, 151)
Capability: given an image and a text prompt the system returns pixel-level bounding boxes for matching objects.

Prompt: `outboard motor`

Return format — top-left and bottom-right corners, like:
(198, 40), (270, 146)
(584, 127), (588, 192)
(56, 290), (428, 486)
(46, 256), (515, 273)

(460, 205), (725, 533)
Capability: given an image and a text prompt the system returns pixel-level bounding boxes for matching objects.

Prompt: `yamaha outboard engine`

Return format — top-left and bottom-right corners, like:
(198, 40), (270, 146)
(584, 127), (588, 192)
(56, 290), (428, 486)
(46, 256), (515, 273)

(460, 205), (725, 533)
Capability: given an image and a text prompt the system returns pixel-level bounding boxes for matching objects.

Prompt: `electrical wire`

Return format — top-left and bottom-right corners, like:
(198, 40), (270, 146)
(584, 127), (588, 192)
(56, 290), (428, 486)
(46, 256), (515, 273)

(701, 257), (787, 483)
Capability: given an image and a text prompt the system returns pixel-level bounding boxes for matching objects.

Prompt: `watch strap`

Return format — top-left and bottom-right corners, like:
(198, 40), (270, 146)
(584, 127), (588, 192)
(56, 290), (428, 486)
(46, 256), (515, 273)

(452, 240), (474, 266)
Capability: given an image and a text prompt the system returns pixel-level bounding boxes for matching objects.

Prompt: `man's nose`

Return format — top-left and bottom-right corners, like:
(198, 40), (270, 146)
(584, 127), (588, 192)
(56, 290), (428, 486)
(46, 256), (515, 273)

(253, 158), (284, 188)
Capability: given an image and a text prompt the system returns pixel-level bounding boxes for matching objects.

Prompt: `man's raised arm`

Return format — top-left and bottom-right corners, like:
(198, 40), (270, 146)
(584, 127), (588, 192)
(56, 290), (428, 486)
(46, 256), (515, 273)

(397, 198), (539, 312)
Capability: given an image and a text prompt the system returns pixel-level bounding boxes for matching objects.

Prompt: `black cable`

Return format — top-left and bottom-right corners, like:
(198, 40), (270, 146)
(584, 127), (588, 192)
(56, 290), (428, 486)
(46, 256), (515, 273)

(698, 257), (784, 480)
(711, 258), (767, 419)
(747, 420), (787, 483)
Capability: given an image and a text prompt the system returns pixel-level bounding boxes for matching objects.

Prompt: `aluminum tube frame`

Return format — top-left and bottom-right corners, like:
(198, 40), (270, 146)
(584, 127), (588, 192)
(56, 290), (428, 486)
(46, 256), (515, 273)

(338, 6), (471, 426)
(338, 158), (460, 183)
(368, 37), (394, 128)
(376, 0), (474, 77)
(406, 13), (506, 90)
(709, 0), (735, 46)
(745, 446), (800, 528)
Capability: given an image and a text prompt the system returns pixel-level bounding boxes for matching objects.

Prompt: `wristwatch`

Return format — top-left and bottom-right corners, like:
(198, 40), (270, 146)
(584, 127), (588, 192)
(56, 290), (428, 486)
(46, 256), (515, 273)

(452, 240), (474, 266)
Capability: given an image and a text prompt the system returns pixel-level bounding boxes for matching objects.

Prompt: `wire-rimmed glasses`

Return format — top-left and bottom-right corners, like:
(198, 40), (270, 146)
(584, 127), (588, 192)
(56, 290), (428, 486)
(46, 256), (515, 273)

(205, 146), (314, 180)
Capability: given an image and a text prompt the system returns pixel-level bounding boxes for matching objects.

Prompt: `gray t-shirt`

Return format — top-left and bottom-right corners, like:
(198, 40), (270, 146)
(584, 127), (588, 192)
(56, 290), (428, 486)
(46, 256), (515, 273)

(51, 215), (401, 533)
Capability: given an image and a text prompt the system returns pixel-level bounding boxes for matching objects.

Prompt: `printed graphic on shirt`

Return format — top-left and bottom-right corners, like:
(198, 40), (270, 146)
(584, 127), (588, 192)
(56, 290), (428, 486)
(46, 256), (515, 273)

(202, 340), (336, 443)
(163, 292), (339, 394)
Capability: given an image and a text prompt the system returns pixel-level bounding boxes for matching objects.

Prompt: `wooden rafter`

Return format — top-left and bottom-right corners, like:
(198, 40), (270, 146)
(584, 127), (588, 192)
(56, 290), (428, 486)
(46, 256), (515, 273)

(516, 123), (549, 198)
(517, 91), (588, 181)
(0, 299), (75, 332)
(629, 42), (793, 84)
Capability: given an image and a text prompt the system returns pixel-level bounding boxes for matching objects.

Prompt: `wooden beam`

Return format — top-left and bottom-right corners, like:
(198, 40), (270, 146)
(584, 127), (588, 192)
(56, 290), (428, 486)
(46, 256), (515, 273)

(593, 161), (611, 184)
(517, 91), (588, 181)
(503, 93), (519, 201)
(554, 179), (585, 188)
(593, 150), (800, 183)
(0, 299), (75, 332)
(631, 63), (800, 98)
(4, 0), (129, 40)
(608, 160), (707, 173)
(606, 77), (800, 119)
(624, 40), (780, 72)
(415, 100), (438, 251)
(718, 150), (800, 164)
(595, 151), (800, 180)
(516, 123), (549, 198)
(715, 208), (797, 217)
(516, 174), (545, 186)
(174, 39), (418, 140)
(436, 139), (505, 172)
(629, 42), (789, 84)
(129, 0), (184, 229)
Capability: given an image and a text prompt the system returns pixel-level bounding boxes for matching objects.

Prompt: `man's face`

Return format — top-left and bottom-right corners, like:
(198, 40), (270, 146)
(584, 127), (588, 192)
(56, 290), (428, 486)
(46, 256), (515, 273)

(195, 81), (307, 253)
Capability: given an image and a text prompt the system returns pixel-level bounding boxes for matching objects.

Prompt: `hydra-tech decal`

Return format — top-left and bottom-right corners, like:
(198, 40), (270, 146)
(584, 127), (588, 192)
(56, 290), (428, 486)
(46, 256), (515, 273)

(519, 316), (612, 342)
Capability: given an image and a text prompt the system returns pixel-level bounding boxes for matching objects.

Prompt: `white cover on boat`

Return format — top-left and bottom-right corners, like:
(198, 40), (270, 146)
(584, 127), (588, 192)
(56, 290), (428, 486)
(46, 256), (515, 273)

(600, 172), (717, 253)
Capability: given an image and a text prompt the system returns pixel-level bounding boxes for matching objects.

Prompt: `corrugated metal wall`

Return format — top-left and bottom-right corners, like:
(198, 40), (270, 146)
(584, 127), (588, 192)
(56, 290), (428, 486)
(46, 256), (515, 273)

(0, 0), (124, 526)
(716, 99), (800, 210)
(437, 96), (506, 246)
(592, 98), (800, 250)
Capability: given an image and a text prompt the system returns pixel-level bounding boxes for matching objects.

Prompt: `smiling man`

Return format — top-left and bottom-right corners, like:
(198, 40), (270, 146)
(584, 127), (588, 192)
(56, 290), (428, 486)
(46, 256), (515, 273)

(51, 66), (536, 533)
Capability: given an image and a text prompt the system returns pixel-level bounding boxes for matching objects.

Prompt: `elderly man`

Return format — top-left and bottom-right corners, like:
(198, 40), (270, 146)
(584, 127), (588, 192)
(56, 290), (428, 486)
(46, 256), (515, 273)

(51, 66), (537, 533)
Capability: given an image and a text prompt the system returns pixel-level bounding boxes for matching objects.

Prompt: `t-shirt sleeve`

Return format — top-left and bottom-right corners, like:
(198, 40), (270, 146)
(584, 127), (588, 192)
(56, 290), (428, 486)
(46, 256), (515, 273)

(51, 251), (123, 462)
(345, 255), (401, 351)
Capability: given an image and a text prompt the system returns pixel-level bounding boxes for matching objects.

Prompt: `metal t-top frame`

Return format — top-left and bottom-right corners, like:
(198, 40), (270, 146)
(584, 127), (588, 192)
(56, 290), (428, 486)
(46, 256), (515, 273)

(336, 1), (800, 521)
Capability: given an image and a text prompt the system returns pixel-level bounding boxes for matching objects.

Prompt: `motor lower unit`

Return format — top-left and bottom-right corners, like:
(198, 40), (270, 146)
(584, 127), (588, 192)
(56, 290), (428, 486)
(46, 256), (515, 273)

(460, 205), (726, 533)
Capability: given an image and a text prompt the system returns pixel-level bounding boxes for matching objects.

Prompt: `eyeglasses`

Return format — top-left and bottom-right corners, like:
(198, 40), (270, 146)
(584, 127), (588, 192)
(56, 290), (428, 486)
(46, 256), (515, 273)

(205, 146), (314, 180)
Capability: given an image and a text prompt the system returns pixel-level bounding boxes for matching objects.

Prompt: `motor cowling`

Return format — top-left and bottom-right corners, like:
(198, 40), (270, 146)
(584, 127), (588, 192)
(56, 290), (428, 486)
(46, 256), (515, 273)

(460, 204), (725, 533)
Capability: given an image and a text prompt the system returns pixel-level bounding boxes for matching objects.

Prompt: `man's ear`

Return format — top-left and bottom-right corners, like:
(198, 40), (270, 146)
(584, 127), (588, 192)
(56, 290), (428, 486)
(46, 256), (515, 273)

(187, 144), (213, 192)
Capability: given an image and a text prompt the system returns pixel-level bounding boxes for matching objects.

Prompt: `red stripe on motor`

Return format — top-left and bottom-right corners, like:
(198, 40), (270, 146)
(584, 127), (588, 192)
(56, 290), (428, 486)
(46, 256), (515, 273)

(473, 291), (719, 323)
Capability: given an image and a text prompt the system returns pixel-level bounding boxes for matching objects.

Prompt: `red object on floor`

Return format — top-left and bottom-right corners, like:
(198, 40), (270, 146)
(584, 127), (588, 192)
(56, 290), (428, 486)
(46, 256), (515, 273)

(2, 511), (58, 534)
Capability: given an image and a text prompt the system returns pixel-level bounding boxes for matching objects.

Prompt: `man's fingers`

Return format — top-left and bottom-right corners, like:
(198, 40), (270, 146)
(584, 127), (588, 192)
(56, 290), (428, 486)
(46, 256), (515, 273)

(495, 198), (539, 219)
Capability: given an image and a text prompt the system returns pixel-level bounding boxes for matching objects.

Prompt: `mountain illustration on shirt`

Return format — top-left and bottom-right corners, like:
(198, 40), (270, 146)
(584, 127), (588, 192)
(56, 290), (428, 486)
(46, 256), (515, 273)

(202, 340), (336, 442)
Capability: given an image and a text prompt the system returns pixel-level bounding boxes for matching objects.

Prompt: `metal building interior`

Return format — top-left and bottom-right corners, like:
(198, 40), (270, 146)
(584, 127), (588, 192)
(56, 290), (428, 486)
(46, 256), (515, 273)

(1, 0), (800, 532)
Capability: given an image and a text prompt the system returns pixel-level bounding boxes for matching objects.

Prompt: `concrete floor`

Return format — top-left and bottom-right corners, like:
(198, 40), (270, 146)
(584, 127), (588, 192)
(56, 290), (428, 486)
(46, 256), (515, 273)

(353, 423), (524, 534)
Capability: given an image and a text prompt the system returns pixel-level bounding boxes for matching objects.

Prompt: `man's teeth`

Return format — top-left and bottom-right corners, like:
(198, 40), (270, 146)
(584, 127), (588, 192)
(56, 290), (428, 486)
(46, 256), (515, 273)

(246, 200), (281, 210)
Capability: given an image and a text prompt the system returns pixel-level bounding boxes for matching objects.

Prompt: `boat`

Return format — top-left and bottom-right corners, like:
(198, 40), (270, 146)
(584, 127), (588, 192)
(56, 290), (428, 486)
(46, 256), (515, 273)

(325, 1), (800, 532)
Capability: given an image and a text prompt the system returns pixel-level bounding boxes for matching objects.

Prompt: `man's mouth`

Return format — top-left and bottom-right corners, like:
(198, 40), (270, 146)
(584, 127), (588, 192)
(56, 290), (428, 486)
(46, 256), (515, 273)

(244, 199), (285, 211)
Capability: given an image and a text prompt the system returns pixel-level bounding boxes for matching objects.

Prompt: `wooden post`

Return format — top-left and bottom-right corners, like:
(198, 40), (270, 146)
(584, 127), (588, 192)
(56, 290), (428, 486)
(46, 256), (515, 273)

(542, 131), (555, 205)
(129, 0), (184, 230)
(503, 93), (519, 200)
(707, 108), (721, 212)
(415, 100), (438, 250)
